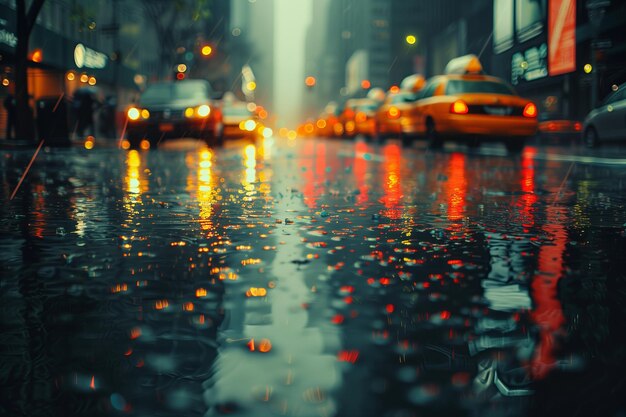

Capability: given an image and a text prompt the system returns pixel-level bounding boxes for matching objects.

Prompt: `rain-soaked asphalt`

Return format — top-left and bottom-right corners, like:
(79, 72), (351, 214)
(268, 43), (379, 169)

(1, 136), (626, 417)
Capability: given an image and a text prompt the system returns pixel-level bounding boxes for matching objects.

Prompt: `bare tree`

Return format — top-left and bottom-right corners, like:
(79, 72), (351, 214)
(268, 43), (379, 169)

(14, 0), (46, 142)
(141, 0), (212, 79)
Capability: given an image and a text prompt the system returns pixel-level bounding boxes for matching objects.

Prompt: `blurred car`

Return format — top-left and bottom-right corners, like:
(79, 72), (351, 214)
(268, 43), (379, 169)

(537, 113), (582, 142)
(125, 79), (223, 148)
(583, 83), (626, 147)
(222, 102), (258, 140)
(353, 99), (380, 138)
(338, 99), (360, 138)
(413, 55), (538, 152)
(374, 90), (420, 142)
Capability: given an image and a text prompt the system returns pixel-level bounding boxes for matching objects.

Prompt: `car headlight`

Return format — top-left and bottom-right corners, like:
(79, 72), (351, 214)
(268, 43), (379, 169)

(185, 105), (211, 119)
(127, 107), (149, 121)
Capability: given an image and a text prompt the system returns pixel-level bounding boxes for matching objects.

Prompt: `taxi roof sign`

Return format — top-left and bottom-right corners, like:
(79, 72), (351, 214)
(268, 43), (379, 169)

(400, 74), (426, 92)
(444, 54), (484, 75)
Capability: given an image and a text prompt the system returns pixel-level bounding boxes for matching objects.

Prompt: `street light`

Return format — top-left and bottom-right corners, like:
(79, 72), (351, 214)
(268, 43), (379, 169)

(201, 45), (213, 56)
(405, 35), (417, 45)
(305, 76), (316, 87)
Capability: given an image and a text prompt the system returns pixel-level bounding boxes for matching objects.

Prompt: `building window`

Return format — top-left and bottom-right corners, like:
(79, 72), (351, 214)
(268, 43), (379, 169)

(516, 0), (546, 42)
(494, 0), (514, 53)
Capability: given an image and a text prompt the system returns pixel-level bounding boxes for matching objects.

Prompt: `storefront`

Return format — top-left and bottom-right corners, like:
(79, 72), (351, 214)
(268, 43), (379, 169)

(0, 3), (139, 139)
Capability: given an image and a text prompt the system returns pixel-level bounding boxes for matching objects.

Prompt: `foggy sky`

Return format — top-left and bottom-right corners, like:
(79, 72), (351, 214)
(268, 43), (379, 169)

(274, 0), (313, 128)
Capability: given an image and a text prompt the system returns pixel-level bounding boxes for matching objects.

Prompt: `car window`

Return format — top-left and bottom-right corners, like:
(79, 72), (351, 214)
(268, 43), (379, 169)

(224, 107), (252, 116)
(391, 93), (416, 104)
(140, 82), (211, 105)
(445, 80), (516, 95)
(419, 80), (441, 99)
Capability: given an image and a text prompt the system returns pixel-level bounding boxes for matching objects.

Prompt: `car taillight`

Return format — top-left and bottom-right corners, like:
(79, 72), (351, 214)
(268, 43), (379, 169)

(388, 107), (400, 119)
(355, 112), (367, 123)
(523, 103), (537, 118)
(574, 122), (582, 131)
(450, 100), (469, 114)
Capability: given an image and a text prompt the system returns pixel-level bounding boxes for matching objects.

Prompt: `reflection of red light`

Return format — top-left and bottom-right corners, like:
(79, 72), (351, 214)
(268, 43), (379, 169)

(381, 143), (402, 219)
(361, 79), (371, 89)
(337, 350), (360, 363)
(446, 153), (466, 221)
(519, 148), (537, 228)
(530, 205), (567, 380)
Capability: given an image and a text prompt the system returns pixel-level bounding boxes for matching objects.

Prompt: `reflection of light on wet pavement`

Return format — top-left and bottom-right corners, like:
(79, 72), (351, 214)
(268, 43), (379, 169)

(205, 143), (340, 416)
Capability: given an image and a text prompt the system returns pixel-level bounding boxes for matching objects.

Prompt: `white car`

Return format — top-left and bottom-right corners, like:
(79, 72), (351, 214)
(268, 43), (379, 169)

(583, 83), (626, 147)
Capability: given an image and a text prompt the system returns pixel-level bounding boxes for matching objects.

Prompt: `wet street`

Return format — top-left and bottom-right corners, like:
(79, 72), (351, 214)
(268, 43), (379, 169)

(2, 136), (626, 417)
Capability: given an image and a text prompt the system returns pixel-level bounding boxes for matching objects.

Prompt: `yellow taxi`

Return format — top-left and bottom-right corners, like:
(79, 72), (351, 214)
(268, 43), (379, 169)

(412, 55), (538, 151)
(374, 75), (425, 143)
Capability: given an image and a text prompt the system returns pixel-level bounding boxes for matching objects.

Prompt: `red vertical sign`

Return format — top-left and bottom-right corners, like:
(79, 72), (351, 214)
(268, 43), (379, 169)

(549, 0), (576, 76)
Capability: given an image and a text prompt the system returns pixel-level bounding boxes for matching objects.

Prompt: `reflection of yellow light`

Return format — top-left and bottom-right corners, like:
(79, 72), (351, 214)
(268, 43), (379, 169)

(67, 72), (75, 81)
(84, 139), (94, 149)
(80, 74), (89, 83)
(196, 288), (208, 298)
(287, 130), (297, 140)
(140, 139), (151, 150)
(185, 107), (194, 118)
(583, 63), (593, 74)
(88, 76), (97, 85)
(141, 109), (150, 119)
(121, 139), (131, 150)
(406, 35), (417, 45)
(126, 150), (142, 194)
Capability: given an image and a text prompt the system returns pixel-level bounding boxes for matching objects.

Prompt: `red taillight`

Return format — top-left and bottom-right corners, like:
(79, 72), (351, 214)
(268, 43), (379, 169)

(450, 100), (469, 114)
(355, 112), (367, 123)
(387, 107), (400, 119)
(523, 103), (537, 118)
(574, 122), (582, 131)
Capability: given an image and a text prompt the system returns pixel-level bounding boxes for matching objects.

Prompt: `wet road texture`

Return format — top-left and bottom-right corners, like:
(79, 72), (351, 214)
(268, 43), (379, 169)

(2, 137), (626, 417)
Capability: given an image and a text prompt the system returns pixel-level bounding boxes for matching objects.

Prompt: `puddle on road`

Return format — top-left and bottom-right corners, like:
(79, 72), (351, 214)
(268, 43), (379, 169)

(1, 139), (625, 417)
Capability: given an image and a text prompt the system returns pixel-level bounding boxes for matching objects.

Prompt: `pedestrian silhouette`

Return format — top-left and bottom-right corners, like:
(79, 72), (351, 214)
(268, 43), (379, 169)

(3, 93), (16, 140)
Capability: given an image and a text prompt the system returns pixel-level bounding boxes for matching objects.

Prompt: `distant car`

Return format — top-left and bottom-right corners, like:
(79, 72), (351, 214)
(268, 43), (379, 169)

(374, 91), (420, 142)
(338, 99), (360, 138)
(583, 83), (626, 147)
(222, 103), (257, 140)
(537, 113), (582, 142)
(353, 99), (379, 138)
(412, 55), (538, 152)
(125, 79), (223, 148)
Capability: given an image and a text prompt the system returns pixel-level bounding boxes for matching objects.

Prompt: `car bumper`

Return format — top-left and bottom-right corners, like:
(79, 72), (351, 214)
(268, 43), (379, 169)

(438, 115), (537, 137)
(127, 119), (218, 140)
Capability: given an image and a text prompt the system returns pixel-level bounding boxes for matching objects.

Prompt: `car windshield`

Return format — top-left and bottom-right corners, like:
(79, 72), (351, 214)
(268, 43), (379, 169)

(224, 107), (252, 116)
(139, 82), (211, 105)
(391, 93), (416, 104)
(446, 80), (516, 95)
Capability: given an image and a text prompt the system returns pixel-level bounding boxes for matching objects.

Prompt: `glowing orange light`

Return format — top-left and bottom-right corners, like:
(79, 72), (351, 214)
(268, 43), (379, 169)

(67, 72), (75, 81)
(258, 339), (272, 352)
(305, 76), (316, 87)
(80, 74), (89, 83)
(451, 100), (469, 114)
(139, 139), (151, 150)
(389, 85), (400, 94)
(90, 375), (96, 390)
(304, 123), (315, 134)
(130, 327), (142, 340)
(196, 288), (208, 297)
(247, 339), (255, 351)
(355, 112), (367, 123)
(361, 80), (371, 89)
(183, 302), (194, 311)
(31, 49), (43, 63)
(121, 140), (131, 150)
(388, 107), (400, 119)
(523, 102), (537, 118)
(316, 119), (327, 129)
